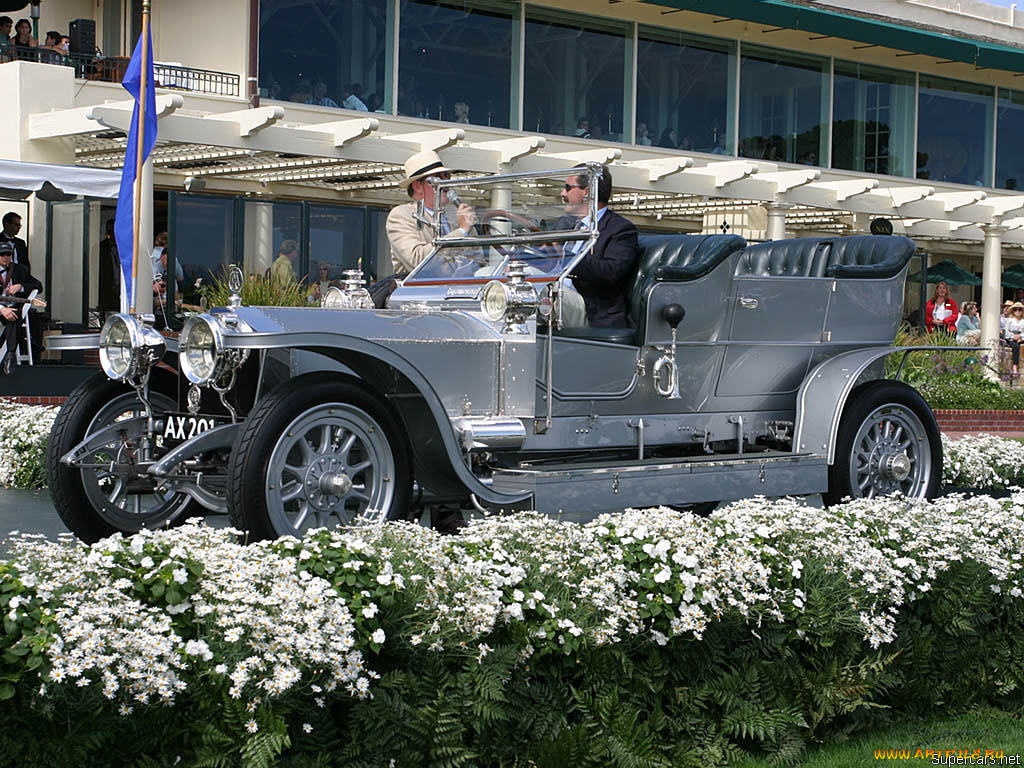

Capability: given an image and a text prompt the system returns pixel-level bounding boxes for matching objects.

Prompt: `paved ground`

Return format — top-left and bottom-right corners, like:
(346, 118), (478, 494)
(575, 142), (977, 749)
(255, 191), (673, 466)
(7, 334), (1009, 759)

(0, 489), (230, 554)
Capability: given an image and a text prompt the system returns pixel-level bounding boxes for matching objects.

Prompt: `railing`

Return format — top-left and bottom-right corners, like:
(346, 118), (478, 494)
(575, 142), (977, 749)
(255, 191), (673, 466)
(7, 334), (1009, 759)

(1, 49), (240, 97)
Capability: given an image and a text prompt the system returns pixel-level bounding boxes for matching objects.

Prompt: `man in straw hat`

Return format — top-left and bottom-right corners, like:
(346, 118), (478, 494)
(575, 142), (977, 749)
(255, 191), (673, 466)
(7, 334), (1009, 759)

(386, 149), (477, 274)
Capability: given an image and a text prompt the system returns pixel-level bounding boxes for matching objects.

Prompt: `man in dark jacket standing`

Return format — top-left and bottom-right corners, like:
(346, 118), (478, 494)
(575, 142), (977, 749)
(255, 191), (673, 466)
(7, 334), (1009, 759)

(561, 165), (638, 327)
(0, 240), (42, 373)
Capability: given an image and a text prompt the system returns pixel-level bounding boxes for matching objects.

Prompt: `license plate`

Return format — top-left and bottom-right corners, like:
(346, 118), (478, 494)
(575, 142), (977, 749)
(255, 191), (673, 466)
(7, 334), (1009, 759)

(160, 413), (228, 445)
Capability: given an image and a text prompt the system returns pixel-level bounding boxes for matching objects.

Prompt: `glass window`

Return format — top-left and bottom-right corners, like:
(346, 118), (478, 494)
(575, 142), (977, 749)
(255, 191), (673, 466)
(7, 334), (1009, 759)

(173, 196), (236, 290)
(832, 61), (915, 177)
(524, 10), (628, 142)
(636, 28), (733, 154)
(307, 204), (366, 291)
(997, 88), (1024, 191)
(242, 201), (302, 283)
(739, 45), (828, 165)
(258, 0), (389, 114)
(917, 75), (993, 186)
(398, 0), (515, 128)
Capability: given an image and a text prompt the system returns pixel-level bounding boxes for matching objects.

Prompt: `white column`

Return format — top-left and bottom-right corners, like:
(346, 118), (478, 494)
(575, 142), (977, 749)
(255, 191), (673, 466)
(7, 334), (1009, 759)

(981, 224), (1006, 377)
(765, 203), (792, 241)
(134, 157), (155, 315)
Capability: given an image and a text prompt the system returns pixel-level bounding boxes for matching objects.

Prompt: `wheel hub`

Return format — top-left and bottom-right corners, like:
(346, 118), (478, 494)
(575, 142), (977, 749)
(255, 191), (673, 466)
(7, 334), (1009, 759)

(880, 453), (912, 483)
(304, 456), (350, 511)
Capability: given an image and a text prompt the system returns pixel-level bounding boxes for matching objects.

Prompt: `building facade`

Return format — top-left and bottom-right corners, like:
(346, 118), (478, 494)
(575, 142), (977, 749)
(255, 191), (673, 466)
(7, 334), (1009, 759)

(2, 0), (1024, 342)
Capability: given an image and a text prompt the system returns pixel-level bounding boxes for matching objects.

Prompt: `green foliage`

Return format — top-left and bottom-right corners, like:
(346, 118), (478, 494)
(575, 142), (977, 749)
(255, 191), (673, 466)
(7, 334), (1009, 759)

(200, 269), (310, 309)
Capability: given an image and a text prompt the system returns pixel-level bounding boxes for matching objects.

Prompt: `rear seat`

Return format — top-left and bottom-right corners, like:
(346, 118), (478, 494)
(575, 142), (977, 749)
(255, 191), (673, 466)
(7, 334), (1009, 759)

(556, 233), (746, 345)
(736, 235), (916, 279)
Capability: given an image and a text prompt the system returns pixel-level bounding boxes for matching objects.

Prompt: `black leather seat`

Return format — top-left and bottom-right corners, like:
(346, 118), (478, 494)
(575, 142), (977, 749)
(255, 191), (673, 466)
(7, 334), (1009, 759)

(555, 233), (747, 345)
(736, 235), (916, 279)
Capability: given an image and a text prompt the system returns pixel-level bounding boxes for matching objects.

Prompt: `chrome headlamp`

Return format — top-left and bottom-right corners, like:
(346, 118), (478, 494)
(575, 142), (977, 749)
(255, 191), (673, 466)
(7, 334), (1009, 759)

(179, 313), (248, 386)
(321, 269), (373, 309)
(98, 313), (165, 382)
(481, 261), (538, 333)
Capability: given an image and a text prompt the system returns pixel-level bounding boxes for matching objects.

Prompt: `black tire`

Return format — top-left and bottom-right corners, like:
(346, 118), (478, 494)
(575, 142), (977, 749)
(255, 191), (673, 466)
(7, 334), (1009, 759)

(227, 373), (412, 540)
(824, 380), (942, 506)
(46, 372), (199, 543)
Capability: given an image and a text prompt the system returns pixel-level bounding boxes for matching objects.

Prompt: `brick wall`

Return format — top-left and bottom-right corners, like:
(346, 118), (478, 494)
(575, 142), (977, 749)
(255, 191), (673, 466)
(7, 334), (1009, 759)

(5, 396), (67, 406)
(933, 409), (1024, 434)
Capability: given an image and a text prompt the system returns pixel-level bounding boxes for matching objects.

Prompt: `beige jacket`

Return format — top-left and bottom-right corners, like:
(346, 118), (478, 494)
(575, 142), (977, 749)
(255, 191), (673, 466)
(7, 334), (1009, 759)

(386, 202), (470, 274)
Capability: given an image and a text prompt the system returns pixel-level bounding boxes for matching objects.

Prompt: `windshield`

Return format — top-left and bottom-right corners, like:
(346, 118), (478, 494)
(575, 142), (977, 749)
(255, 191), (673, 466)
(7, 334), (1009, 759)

(404, 166), (600, 284)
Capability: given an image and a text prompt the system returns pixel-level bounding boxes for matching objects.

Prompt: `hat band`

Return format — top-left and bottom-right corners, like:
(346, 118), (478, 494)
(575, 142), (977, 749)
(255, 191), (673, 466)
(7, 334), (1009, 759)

(407, 160), (445, 180)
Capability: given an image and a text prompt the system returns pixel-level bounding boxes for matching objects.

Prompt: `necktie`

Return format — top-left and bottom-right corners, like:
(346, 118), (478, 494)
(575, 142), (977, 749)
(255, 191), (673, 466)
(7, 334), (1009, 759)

(439, 212), (451, 236)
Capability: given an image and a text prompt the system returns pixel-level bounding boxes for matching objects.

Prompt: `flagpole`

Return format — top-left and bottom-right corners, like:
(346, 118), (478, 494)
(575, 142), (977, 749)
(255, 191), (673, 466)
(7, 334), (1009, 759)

(129, 0), (152, 314)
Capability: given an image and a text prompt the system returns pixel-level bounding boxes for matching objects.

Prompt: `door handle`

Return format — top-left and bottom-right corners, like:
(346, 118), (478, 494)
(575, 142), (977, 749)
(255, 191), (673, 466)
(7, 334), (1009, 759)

(738, 296), (759, 309)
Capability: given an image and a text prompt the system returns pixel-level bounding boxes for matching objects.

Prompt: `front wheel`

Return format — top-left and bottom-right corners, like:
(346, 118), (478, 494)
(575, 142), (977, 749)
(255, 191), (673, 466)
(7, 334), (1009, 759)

(227, 374), (412, 540)
(824, 380), (941, 505)
(47, 373), (198, 543)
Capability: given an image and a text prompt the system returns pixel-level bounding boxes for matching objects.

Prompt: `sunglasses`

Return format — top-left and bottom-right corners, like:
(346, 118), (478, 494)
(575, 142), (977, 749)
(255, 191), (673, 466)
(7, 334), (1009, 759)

(563, 183), (585, 192)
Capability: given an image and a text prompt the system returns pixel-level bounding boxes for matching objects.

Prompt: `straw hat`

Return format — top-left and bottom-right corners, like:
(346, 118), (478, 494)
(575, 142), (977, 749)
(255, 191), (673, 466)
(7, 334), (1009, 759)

(1005, 299), (1015, 307)
(399, 149), (454, 189)
(1013, 302), (1024, 310)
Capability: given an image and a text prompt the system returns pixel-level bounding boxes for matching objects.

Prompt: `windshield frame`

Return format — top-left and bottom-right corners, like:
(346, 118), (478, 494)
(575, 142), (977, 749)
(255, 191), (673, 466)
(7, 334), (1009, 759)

(402, 164), (603, 287)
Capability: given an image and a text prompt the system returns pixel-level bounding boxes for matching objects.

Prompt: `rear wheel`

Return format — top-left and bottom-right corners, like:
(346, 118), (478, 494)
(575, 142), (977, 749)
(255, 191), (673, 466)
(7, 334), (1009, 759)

(824, 380), (941, 505)
(228, 374), (412, 540)
(47, 373), (197, 542)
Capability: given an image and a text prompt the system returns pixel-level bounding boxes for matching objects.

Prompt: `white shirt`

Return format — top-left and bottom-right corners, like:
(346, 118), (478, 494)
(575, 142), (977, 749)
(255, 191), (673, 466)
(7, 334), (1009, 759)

(1006, 316), (1024, 339)
(932, 302), (952, 323)
(343, 94), (368, 111)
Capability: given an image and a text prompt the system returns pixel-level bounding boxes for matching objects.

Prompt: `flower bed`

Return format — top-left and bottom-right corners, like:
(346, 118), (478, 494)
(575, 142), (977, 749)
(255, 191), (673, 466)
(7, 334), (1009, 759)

(2, 496), (1024, 766)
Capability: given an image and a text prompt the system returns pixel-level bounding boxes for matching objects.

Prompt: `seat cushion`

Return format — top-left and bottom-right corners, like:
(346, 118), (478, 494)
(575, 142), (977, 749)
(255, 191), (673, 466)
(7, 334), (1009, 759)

(736, 238), (832, 277)
(825, 235), (916, 279)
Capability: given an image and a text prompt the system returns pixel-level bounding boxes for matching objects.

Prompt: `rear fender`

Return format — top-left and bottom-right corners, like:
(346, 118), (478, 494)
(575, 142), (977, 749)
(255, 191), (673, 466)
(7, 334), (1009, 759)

(794, 345), (955, 463)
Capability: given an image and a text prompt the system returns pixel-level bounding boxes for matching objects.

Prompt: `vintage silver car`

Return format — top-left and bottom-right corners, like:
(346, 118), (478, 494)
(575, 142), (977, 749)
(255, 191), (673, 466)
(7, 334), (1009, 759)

(46, 165), (941, 542)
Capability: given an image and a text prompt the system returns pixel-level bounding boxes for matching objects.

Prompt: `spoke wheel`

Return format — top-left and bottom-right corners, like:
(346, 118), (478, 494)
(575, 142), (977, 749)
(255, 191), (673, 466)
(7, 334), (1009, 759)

(825, 380), (941, 505)
(228, 375), (411, 540)
(48, 372), (197, 542)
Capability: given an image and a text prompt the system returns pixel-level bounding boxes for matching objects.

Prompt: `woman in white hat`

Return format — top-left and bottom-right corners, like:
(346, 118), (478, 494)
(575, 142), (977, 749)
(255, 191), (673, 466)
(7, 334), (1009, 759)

(385, 149), (476, 274)
(1005, 301), (1024, 376)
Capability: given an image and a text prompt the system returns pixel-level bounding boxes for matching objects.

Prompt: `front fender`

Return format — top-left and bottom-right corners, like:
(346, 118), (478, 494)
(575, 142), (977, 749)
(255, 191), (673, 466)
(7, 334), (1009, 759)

(793, 345), (960, 463)
(221, 329), (531, 507)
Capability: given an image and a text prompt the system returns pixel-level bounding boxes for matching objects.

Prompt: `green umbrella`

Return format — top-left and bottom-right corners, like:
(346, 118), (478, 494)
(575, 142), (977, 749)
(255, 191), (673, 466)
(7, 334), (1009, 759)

(1003, 269), (1024, 290)
(907, 259), (981, 286)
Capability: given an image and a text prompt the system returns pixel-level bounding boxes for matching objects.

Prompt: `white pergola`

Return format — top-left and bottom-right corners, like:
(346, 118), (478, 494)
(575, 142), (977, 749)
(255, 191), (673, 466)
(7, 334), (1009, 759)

(28, 90), (1024, 350)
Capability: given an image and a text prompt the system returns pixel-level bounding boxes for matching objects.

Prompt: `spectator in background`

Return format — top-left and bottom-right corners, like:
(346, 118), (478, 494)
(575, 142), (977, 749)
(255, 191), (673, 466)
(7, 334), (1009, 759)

(98, 219), (120, 316)
(0, 18), (12, 61)
(925, 281), (958, 333)
(38, 30), (66, 64)
(307, 81), (339, 108)
(658, 128), (677, 149)
(0, 240), (41, 375)
(0, 212), (29, 274)
(271, 240), (298, 284)
(636, 122), (652, 146)
(453, 101), (469, 124)
(307, 261), (335, 303)
(366, 92), (384, 113)
(955, 300), (980, 345)
(1001, 299), (1014, 333)
(11, 18), (33, 59)
(574, 117), (591, 139)
(342, 83), (368, 111)
(290, 80), (313, 104)
(1005, 302), (1024, 376)
(150, 231), (183, 285)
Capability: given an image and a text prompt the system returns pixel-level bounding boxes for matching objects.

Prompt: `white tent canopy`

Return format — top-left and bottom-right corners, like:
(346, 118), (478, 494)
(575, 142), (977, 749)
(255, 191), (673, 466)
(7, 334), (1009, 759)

(0, 159), (120, 201)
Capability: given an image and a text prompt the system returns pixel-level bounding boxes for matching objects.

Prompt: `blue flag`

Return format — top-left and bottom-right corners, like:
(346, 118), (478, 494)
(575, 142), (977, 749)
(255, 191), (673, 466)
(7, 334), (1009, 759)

(114, 28), (156, 310)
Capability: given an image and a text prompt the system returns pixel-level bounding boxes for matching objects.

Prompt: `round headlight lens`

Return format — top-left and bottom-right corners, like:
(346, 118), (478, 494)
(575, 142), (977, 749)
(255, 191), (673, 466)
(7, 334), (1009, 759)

(99, 314), (135, 380)
(481, 281), (509, 322)
(180, 315), (221, 384)
(322, 286), (346, 309)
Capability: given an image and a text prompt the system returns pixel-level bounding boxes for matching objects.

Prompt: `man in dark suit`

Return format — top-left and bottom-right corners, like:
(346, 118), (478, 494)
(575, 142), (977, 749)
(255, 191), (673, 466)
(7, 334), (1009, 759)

(0, 240), (42, 374)
(0, 211), (29, 273)
(561, 165), (639, 327)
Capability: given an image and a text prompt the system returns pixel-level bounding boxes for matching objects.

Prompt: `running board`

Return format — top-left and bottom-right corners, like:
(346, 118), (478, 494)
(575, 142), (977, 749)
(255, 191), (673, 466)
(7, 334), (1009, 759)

(489, 452), (828, 518)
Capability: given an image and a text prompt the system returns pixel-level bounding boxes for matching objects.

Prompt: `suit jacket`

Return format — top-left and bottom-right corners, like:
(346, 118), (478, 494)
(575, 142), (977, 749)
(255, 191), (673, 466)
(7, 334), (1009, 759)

(386, 202), (435, 274)
(567, 208), (639, 327)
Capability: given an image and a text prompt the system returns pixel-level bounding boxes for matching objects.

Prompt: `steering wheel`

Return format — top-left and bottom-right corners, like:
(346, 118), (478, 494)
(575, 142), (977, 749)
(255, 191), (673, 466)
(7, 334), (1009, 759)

(479, 209), (541, 257)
